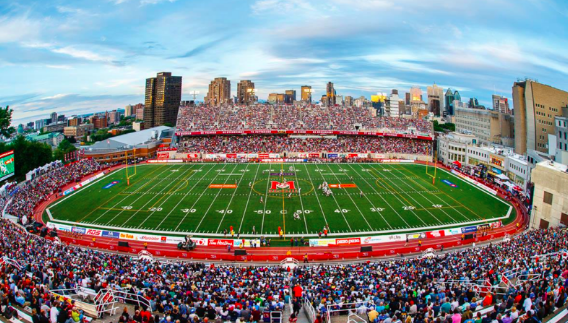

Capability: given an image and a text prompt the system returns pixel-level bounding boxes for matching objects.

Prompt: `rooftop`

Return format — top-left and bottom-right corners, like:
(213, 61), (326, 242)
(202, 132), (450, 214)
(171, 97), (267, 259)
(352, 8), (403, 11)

(537, 160), (568, 173)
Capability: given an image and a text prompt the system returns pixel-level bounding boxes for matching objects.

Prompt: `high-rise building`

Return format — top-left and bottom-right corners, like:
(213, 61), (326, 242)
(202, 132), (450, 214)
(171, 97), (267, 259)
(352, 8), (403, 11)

(427, 84), (444, 116)
(326, 82), (336, 106)
(144, 72), (182, 128)
(68, 117), (81, 127)
(267, 93), (286, 104)
(444, 89), (455, 116)
(345, 96), (353, 107)
(454, 107), (515, 146)
(35, 119), (46, 131)
(205, 77), (231, 106)
(285, 90), (296, 104)
(108, 110), (119, 124)
(554, 114), (568, 164)
(512, 80), (568, 155)
(409, 87), (423, 102)
(50, 112), (58, 124)
(90, 115), (108, 129)
(301, 86), (312, 103)
(388, 90), (400, 117)
(136, 106), (144, 121)
(492, 95), (511, 114)
(125, 105), (133, 117)
(237, 80), (255, 105)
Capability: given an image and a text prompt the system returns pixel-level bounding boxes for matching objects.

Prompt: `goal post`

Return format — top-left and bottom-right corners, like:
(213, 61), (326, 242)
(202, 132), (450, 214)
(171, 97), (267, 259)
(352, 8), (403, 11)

(425, 151), (437, 185)
(125, 148), (137, 185)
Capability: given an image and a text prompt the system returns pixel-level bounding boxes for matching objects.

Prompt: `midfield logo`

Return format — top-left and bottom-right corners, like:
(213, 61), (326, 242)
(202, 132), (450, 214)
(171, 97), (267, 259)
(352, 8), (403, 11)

(269, 181), (297, 193)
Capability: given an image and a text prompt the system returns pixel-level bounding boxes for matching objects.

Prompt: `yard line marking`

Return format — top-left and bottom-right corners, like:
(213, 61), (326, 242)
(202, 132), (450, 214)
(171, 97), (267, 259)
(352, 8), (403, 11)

(324, 163), (373, 230)
(387, 164), (473, 221)
(153, 164), (218, 229)
(260, 164), (272, 234)
(292, 165), (309, 233)
(371, 164), (442, 224)
(309, 164), (352, 231)
(119, 165), (195, 227)
(367, 166), (427, 225)
(346, 164), (394, 229)
(138, 165), (207, 228)
(238, 163), (262, 233)
(89, 165), (171, 223)
(173, 164), (233, 231)
(194, 163), (240, 232)
(216, 163), (251, 232)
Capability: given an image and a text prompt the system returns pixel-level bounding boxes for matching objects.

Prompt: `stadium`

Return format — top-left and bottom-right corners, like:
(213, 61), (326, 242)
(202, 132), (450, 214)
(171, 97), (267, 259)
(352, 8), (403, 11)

(0, 105), (565, 323)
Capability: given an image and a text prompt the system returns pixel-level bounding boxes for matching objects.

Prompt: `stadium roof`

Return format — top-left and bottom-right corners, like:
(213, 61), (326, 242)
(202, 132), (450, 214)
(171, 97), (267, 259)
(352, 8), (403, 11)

(87, 126), (173, 150)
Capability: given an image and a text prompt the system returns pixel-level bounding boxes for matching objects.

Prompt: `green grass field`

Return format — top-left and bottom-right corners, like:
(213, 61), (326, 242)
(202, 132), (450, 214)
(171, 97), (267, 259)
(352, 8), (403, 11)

(45, 163), (512, 237)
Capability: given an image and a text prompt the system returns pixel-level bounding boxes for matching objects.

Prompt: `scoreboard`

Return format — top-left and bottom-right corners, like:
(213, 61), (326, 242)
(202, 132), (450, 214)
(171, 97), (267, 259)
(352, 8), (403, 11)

(0, 150), (15, 182)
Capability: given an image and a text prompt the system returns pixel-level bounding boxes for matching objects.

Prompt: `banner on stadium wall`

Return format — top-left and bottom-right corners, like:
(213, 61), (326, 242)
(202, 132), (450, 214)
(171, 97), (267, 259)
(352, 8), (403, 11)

(47, 222), (72, 232)
(175, 130), (433, 141)
(137, 234), (167, 243)
(328, 153), (338, 158)
(233, 239), (261, 248)
(425, 230), (445, 238)
(72, 227), (86, 234)
(102, 230), (120, 238)
(308, 238), (336, 247)
(380, 159), (414, 163)
(63, 172), (105, 195)
(85, 229), (102, 236)
(360, 234), (405, 245)
(186, 153), (199, 159)
(490, 220), (503, 229)
(157, 152), (170, 159)
(444, 228), (462, 236)
(334, 237), (361, 246)
(208, 239), (234, 246)
(247, 154), (258, 158)
(148, 159), (184, 163)
(461, 226), (478, 233)
(119, 232), (137, 240)
(406, 233), (426, 240)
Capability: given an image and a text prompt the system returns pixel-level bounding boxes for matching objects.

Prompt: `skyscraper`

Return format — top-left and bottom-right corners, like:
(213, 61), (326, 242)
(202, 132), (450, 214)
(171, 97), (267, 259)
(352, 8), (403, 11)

(205, 77), (231, 106)
(50, 112), (58, 124)
(301, 86), (313, 103)
(345, 96), (353, 107)
(285, 90), (296, 104)
(125, 105), (133, 117)
(427, 84), (444, 116)
(409, 87), (423, 102)
(144, 72), (182, 128)
(512, 80), (568, 154)
(492, 94), (511, 114)
(237, 80), (255, 105)
(388, 90), (400, 117)
(326, 82), (336, 106)
(444, 88), (455, 116)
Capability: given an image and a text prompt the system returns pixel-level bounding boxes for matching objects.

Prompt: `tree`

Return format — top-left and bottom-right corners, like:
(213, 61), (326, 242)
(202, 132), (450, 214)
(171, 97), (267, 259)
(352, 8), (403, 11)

(0, 106), (16, 138)
(3, 136), (53, 179)
(54, 139), (77, 161)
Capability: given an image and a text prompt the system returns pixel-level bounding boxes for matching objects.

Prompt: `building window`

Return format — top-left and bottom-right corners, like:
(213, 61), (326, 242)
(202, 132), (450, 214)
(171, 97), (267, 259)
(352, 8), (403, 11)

(543, 191), (553, 205)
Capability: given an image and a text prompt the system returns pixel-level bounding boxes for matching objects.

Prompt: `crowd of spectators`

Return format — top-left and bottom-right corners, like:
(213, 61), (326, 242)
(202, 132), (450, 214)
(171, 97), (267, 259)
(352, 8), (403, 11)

(0, 215), (566, 323)
(177, 136), (432, 156)
(4, 160), (100, 220)
(175, 106), (433, 134)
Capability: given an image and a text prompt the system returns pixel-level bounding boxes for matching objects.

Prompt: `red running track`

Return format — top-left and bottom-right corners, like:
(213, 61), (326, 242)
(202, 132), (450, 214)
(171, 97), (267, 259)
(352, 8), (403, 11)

(33, 162), (529, 263)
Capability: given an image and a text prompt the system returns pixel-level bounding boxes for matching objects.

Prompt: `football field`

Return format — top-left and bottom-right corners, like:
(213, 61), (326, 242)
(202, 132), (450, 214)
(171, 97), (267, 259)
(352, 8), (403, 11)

(46, 163), (513, 237)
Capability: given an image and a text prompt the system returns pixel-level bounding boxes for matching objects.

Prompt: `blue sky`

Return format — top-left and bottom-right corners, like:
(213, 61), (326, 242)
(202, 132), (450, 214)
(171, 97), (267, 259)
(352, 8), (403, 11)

(1, 0), (568, 125)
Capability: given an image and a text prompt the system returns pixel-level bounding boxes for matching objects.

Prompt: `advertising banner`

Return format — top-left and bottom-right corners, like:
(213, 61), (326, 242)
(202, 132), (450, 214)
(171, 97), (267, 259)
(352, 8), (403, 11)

(85, 229), (102, 236)
(119, 232), (137, 240)
(308, 239), (336, 247)
(72, 227), (86, 234)
(406, 233), (426, 240)
(233, 239), (261, 248)
(425, 230), (445, 238)
(444, 228), (462, 236)
(335, 237), (361, 246)
(102, 230), (120, 239)
(175, 130), (433, 141)
(461, 226), (478, 233)
(360, 234), (405, 245)
(208, 239), (234, 246)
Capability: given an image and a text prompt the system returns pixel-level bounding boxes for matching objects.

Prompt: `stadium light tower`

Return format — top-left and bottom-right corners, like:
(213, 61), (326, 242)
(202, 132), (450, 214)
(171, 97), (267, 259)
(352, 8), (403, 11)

(189, 91), (200, 101)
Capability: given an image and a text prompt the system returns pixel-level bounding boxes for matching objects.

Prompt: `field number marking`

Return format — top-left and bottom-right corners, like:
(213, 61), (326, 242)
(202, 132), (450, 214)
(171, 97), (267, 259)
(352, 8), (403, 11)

(370, 207), (385, 212)
(335, 209), (350, 213)
(403, 206), (415, 210)
(122, 206), (132, 210)
(181, 208), (196, 213)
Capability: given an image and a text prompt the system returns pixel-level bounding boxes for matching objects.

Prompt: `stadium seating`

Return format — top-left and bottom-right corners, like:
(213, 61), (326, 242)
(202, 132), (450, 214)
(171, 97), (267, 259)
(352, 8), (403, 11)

(0, 218), (566, 323)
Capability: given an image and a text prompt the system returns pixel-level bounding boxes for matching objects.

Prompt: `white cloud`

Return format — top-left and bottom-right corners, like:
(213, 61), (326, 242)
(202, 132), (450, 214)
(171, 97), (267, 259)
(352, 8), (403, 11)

(252, 0), (316, 15)
(0, 15), (41, 43)
(40, 94), (70, 100)
(52, 46), (115, 63)
(140, 0), (177, 5)
(46, 65), (73, 70)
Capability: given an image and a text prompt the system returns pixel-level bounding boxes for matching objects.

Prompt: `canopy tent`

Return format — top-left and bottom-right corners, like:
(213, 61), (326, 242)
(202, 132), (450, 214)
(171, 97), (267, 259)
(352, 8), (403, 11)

(496, 173), (510, 181)
(452, 160), (462, 168)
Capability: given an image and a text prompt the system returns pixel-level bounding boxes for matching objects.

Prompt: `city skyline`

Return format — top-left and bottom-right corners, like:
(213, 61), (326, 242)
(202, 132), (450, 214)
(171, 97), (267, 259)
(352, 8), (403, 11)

(1, 0), (568, 124)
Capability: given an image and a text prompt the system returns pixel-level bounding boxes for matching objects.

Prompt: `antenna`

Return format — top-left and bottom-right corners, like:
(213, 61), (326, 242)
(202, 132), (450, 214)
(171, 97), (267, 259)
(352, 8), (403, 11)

(189, 91), (200, 101)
